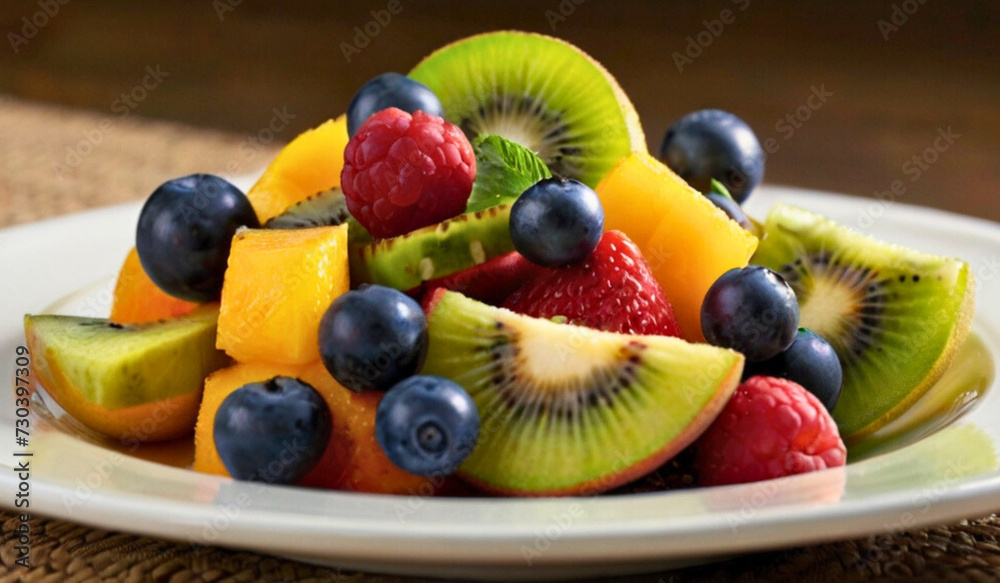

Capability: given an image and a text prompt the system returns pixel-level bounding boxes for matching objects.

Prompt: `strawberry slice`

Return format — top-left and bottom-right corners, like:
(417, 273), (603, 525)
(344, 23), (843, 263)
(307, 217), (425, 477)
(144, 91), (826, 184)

(503, 230), (682, 337)
(410, 251), (547, 309)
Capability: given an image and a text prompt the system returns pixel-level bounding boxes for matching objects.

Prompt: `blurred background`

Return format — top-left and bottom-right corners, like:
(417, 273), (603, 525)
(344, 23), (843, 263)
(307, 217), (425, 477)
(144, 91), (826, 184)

(1, 0), (998, 220)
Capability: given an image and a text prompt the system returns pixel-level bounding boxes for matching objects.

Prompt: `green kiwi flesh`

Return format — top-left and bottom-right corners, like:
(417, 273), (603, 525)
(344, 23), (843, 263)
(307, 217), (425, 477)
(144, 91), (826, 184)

(752, 204), (975, 441)
(848, 333), (993, 460)
(422, 291), (744, 495)
(24, 307), (228, 408)
(265, 187), (371, 243)
(350, 205), (513, 290)
(409, 31), (646, 187)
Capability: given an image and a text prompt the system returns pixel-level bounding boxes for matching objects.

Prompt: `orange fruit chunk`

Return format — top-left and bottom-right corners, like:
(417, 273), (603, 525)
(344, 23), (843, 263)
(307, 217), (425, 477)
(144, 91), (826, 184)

(194, 361), (310, 479)
(193, 361), (435, 494)
(216, 225), (349, 365)
(246, 115), (349, 222)
(46, 381), (201, 443)
(595, 153), (758, 341)
(109, 247), (200, 324)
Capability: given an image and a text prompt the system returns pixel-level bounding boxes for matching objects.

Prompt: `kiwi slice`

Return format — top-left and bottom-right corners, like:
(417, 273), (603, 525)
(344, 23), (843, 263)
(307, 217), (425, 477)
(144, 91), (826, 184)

(849, 334), (993, 460)
(752, 204), (975, 442)
(350, 204), (514, 290)
(421, 290), (743, 495)
(409, 31), (646, 187)
(24, 307), (228, 409)
(265, 187), (371, 243)
(264, 187), (350, 229)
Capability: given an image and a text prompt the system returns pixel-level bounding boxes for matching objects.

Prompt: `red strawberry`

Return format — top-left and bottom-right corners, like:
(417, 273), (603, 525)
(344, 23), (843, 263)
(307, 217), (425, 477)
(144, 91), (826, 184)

(410, 251), (547, 310)
(502, 230), (682, 336)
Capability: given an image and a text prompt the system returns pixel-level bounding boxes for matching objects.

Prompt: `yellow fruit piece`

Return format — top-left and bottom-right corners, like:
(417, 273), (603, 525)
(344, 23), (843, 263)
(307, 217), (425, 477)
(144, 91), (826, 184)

(595, 153), (758, 341)
(217, 225), (349, 364)
(193, 361), (435, 494)
(246, 115), (349, 222)
(194, 361), (309, 478)
(110, 247), (201, 324)
(42, 376), (201, 443)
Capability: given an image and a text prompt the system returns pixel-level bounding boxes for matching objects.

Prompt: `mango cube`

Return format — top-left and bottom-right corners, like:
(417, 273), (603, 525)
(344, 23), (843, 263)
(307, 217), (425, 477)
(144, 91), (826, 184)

(595, 153), (758, 341)
(246, 115), (349, 222)
(216, 224), (349, 364)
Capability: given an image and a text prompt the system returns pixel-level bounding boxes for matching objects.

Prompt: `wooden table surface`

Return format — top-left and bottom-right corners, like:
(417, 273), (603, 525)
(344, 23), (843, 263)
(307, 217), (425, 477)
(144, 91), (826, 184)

(2, 2), (1000, 582)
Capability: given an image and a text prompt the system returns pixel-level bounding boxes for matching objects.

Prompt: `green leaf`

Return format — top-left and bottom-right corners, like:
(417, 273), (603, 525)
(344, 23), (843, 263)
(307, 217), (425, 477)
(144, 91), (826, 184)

(465, 135), (552, 213)
(709, 178), (734, 201)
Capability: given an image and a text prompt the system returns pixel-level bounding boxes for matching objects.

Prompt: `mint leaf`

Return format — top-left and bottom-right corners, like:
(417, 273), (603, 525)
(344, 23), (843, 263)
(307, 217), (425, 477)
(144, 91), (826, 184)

(709, 179), (734, 201)
(465, 135), (551, 213)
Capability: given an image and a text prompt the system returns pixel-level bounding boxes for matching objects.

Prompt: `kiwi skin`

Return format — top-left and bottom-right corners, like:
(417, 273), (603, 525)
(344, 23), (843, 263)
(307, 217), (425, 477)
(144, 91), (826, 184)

(752, 203), (976, 443)
(350, 205), (514, 291)
(421, 289), (743, 496)
(264, 188), (351, 230)
(265, 187), (372, 244)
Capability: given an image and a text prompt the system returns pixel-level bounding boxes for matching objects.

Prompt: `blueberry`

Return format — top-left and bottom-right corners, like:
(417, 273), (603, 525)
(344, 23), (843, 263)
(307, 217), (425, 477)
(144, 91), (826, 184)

(375, 375), (479, 476)
(509, 177), (604, 267)
(136, 174), (258, 302)
(347, 73), (444, 137)
(213, 376), (331, 483)
(659, 109), (764, 203)
(743, 328), (844, 411)
(701, 266), (799, 361)
(706, 193), (754, 232)
(318, 285), (428, 393)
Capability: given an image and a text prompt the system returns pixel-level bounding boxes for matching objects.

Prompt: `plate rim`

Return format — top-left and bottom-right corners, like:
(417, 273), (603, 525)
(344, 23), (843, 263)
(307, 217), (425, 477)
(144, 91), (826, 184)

(3, 185), (1000, 577)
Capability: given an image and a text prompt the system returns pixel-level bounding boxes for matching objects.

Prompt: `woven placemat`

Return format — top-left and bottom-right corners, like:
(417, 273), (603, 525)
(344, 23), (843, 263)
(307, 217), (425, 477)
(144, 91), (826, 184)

(2, 95), (999, 582)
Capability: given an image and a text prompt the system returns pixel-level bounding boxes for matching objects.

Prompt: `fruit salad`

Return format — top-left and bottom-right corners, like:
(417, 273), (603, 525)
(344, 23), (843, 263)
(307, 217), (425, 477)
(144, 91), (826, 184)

(24, 31), (975, 497)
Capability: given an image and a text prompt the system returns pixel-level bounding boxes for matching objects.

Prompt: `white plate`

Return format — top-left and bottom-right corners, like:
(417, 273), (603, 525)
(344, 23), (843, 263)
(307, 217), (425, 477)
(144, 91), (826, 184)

(2, 186), (1000, 581)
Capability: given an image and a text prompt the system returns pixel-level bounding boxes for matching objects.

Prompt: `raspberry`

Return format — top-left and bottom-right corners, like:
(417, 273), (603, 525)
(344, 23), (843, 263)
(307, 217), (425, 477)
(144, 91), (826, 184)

(695, 376), (846, 487)
(502, 230), (682, 336)
(341, 108), (475, 238)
